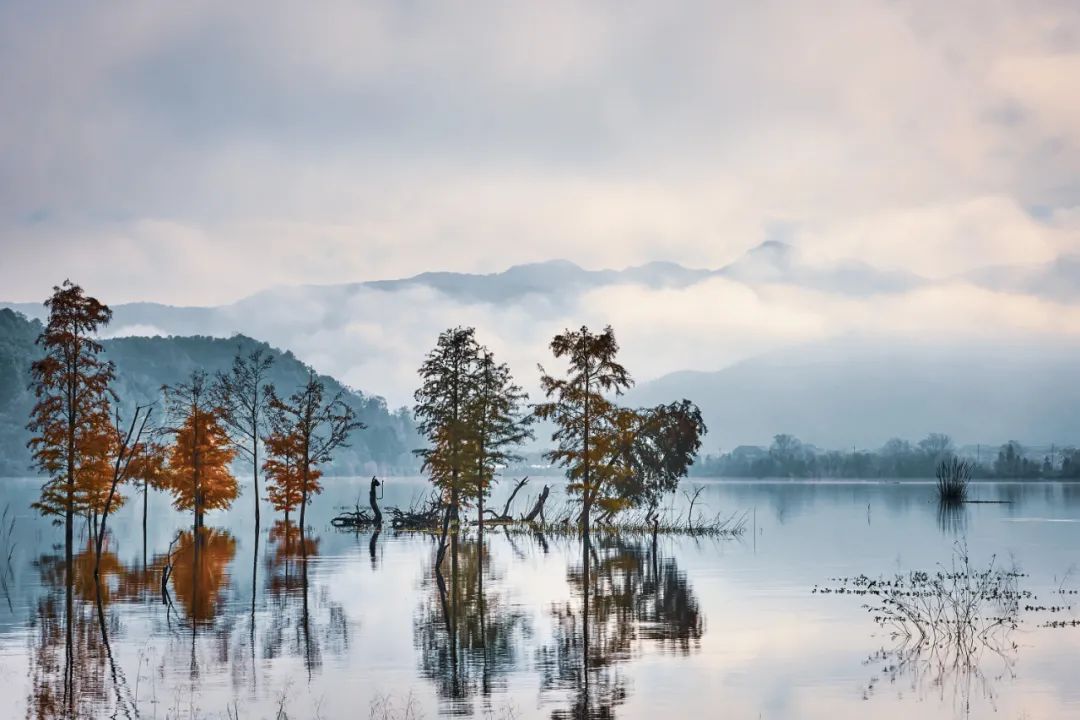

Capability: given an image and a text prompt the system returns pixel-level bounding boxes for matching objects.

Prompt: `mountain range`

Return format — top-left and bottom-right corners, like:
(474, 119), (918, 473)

(2, 240), (994, 327)
(3, 243), (1079, 454)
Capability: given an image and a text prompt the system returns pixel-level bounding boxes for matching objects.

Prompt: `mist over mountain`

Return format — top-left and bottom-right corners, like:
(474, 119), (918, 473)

(0, 309), (417, 477)
(3, 241), (926, 327)
(967, 255), (1080, 303)
(629, 339), (1080, 450)
(4, 245), (1080, 452)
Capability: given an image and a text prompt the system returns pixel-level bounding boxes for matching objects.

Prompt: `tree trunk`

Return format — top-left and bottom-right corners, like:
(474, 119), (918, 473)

(64, 528), (74, 717)
(582, 361), (591, 538)
(477, 492), (484, 573)
(581, 530), (591, 710)
(253, 443), (260, 529)
(524, 485), (550, 523)
(142, 477), (148, 570)
(299, 448), (309, 534)
(299, 484), (307, 534)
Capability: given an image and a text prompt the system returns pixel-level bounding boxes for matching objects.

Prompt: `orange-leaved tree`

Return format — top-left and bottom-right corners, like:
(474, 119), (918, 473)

(162, 371), (238, 529)
(26, 281), (115, 556)
(262, 428), (316, 523)
(265, 370), (361, 533)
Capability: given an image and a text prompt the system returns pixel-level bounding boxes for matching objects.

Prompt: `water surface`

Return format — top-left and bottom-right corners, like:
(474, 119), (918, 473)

(1, 477), (1078, 719)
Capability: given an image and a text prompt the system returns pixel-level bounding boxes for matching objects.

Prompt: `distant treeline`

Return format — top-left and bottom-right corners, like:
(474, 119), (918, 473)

(687, 433), (1080, 479)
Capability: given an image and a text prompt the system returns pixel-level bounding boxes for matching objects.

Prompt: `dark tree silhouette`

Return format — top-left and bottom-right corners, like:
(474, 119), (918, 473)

(27, 281), (115, 549)
(466, 348), (534, 535)
(535, 326), (632, 535)
(414, 327), (481, 523)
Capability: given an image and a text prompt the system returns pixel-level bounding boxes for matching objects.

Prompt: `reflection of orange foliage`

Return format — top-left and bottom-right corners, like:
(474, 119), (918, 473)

(166, 411), (238, 522)
(35, 538), (123, 605)
(170, 528), (237, 623)
(263, 431), (319, 515)
(268, 520), (319, 560)
(73, 539), (122, 604)
(267, 520), (318, 596)
(26, 594), (109, 720)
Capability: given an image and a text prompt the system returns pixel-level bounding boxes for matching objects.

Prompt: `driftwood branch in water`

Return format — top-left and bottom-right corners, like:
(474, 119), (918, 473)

(523, 485), (550, 523)
(388, 491), (443, 530)
(161, 530), (183, 605)
(483, 476), (529, 524)
(330, 477), (384, 529)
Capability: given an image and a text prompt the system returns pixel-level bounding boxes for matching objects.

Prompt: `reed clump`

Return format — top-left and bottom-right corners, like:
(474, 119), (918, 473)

(936, 457), (972, 503)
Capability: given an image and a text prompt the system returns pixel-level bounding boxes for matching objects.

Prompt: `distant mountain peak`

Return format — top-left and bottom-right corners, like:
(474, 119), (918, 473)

(744, 240), (796, 263)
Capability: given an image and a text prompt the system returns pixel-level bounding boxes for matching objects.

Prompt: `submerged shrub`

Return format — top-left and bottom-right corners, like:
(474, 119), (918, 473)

(936, 457), (971, 503)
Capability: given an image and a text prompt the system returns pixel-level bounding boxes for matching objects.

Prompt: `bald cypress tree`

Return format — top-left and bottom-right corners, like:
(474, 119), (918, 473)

(162, 371), (239, 530)
(27, 281), (116, 549)
(413, 327), (481, 522)
(265, 370), (362, 534)
(465, 348), (534, 533)
(534, 325), (632, 536)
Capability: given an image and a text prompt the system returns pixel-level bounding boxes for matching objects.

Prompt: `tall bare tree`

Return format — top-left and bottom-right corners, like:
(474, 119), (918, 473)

(213, 348), (275, 528)
(93, 404), (156, 576)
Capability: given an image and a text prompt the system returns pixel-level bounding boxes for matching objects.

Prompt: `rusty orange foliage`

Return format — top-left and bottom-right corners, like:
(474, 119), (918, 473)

(262, 429), (320, 516)
(26, 280), (116, 522)
(164, 398), (238, 525)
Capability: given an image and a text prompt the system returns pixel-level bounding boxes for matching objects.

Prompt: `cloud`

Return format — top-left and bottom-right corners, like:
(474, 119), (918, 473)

(117, 269), (1078, 409)
(1, 0), (1079, 306)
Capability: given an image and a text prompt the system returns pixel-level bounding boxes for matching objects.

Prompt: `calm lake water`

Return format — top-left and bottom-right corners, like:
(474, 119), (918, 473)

(1, 476), (1078, 719)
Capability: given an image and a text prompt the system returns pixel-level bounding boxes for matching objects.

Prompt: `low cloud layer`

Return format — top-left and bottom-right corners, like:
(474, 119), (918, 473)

(71, 263), (1078, 409)
(2, 0), (1079, 305)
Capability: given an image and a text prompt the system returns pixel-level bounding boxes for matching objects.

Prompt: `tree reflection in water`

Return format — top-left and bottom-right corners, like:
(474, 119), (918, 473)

(169, 528), (237, 624)
(264, 520), (349, 678)
(26, 536), (145, 720)
(538, 534), (704, 719)
(413, 530), (705, 719)
(414, 531), (530, 716)
(23, 519), (358, 718)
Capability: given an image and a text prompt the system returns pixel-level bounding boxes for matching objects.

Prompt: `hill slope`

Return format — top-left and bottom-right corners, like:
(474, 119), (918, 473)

(628, 340), (1080, 450)
(0, 309), (418, 477)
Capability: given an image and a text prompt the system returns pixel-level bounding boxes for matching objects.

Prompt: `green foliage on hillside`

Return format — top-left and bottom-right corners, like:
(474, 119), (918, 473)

(0, 308), (418, 476)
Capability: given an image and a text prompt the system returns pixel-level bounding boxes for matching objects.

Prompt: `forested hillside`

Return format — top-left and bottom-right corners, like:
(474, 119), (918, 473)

(0, 308), (419, 476)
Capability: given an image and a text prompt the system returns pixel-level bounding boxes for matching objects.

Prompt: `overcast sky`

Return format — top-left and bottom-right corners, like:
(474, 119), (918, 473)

(1, 0), (1078, 306)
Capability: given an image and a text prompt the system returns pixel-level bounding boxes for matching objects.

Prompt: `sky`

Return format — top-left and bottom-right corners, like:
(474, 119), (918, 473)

(2, 0), (1079, 307)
